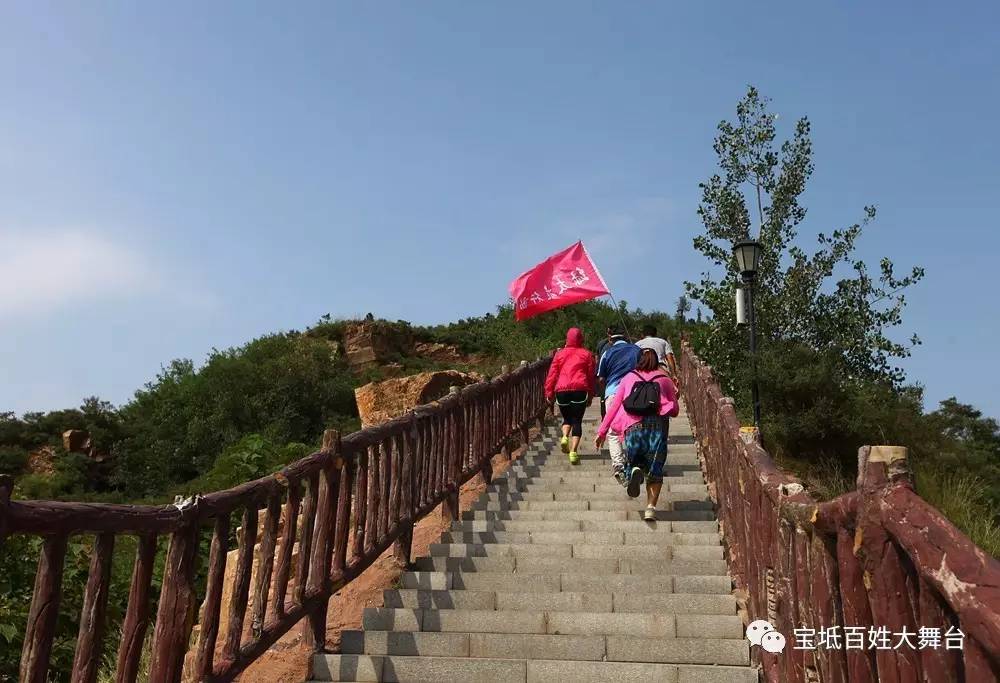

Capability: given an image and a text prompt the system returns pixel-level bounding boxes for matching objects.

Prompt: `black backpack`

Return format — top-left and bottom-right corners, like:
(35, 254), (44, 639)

(622, 371), (666, 416)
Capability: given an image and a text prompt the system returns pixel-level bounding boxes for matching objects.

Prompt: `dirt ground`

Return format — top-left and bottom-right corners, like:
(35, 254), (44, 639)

(234, 430), (543, 682)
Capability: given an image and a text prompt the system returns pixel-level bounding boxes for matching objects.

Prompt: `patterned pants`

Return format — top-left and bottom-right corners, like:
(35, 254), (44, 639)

(623, 416), (669, 483)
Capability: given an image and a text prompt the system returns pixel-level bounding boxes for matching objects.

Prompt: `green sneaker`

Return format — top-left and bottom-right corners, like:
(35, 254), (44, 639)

(568, 450), (580, 465)
(560, 436), (570, 454)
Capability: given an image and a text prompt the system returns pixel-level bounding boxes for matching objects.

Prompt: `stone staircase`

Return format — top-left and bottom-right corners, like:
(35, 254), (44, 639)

(311, 403), (755, 682)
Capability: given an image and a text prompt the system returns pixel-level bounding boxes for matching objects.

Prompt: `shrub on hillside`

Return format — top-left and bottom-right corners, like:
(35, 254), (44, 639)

(0, 446), (28, 476)
(112, 332), (358, 498)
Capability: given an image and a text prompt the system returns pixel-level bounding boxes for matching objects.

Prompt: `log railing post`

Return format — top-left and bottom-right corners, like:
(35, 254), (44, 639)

(333, 449), (354, 575)
(194, 514), (230, 679)
(351, 447), (369, 563)
(271, 480), (301, 619)
(71, 532), (116, 683)
(441, 387), (461, 521)
(149, 512), (201, 683)
(294, 473), (319, 607)
(115, 533), (158, 683)
(222, 506), (258, 665)
(855, 445), (921, 681)
(393, 415), (417, 566)
(303, 429), (341, 652)
(20, 533), (69, 683)
(250, 492), (283, 637)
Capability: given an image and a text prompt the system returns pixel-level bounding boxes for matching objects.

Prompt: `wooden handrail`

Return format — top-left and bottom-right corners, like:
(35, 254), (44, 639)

(2, 358), (552, 683)
(679, 341), (1000, 682)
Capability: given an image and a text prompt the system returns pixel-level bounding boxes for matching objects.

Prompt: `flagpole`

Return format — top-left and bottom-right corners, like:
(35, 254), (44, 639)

(605, 293), (633, 342)
(578, 241), (633, 342)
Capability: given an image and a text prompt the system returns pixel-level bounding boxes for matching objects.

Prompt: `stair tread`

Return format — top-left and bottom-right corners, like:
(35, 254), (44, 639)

(310, 405), (752, 681)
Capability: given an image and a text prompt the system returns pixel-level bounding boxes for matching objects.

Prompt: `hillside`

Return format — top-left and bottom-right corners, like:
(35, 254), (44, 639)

(0, 301), (679, 505)
(2, 299), (999, 681)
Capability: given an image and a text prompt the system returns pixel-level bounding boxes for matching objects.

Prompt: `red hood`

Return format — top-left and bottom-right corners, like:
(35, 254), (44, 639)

(565, 327), (584, 348)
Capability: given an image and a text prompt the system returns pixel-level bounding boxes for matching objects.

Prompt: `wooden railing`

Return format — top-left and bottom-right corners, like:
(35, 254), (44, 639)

(0, 358), (551, 683)
(680, 342), (1000, 682)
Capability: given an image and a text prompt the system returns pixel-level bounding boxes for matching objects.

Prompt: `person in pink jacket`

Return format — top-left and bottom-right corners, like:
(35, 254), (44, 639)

(594, 348), (679, 520)
(544, 327), (596, 464)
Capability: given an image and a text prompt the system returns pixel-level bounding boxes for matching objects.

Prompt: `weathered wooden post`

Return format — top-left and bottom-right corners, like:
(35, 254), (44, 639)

(20, 534), (69, 683)
(518, 361), (531, 447)
(393, 414), (417, 566)
(71, 532), (116, 683)
(222, 505), (258, 665)
(115, 533), (158, 683)
(271, 481), (301, 618)
(855, 445), (921, 681)
(250, 492), (283, 637)
(441, 387), (462, 521)
(333, 444), (355, 574)
(497, 367), (513, 460)
(148, 500), (201, 683)
(194, 515), (230, 679)
(303, 429), (341, 652)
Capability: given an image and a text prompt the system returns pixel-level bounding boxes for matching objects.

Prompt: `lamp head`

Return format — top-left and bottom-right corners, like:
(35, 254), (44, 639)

(733, 240), (763, 280)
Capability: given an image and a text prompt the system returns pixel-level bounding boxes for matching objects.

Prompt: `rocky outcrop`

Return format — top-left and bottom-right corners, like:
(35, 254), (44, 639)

(62, 429), (90, 454)
(413, 341), (482, 365)
(26, 446), (56, 476)
(343, 321), (414, 370)
(61, 429), (110, 462)
(342, 320), (479, 371)
(355, 370), (481, 428)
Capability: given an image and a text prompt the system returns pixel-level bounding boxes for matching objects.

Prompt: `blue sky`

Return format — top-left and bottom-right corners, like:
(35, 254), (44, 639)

(2, 1), (998, 419)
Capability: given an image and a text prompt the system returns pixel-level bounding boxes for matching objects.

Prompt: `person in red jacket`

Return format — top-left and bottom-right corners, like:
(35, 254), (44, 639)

(544, 327), (597, 464)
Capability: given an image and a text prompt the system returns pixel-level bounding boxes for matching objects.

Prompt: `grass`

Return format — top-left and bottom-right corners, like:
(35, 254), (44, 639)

(96, 630), (151, 683)
(774, 453), (1000, 558)
(912, 462), (1000, 558)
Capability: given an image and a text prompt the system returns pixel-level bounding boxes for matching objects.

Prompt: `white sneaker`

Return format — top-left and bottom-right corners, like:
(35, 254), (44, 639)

(643, 505), (657, 521)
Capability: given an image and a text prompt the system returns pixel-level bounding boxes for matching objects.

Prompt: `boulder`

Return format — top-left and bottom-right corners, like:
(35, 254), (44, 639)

(62, 429), (91, 454)
(343, 321), (414, 370)
(355, 370), (481, 428)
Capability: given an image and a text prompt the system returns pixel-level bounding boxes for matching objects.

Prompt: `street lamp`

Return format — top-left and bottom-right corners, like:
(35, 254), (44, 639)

(733, 240), (763, 429)
(733, 240), (763, 278)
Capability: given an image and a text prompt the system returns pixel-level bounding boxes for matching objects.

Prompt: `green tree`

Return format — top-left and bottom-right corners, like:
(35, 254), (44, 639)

(685, 86), (924, 396)
(674, 296), (691, 323)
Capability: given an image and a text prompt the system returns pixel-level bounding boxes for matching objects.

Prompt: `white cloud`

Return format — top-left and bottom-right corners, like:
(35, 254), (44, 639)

(0, 229), (213, 319)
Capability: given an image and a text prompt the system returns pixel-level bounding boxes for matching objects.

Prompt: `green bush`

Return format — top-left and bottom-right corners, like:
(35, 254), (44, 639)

(174, 434), (313, 495)
(0, 446), (28, 476)
(111, 332), (359, 498)
(12, 453), (90, 500)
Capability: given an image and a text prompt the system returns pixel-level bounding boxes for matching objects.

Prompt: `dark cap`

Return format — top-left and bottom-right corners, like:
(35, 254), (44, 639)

(608, 324), (627, 337)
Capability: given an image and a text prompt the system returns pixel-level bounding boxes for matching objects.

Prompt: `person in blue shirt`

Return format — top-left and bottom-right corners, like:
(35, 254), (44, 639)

(595, 326), (641, 483)
(594, 324), (614, 417)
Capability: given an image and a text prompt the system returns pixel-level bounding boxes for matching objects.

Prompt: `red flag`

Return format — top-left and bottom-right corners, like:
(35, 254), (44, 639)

(508, 241), (610, 321)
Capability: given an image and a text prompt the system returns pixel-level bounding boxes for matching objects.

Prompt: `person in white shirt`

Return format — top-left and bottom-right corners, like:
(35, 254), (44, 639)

(635, 324), (676, 378)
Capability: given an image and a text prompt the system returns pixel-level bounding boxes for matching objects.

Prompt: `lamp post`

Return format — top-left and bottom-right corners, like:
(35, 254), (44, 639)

(733, 240), (763, 429)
